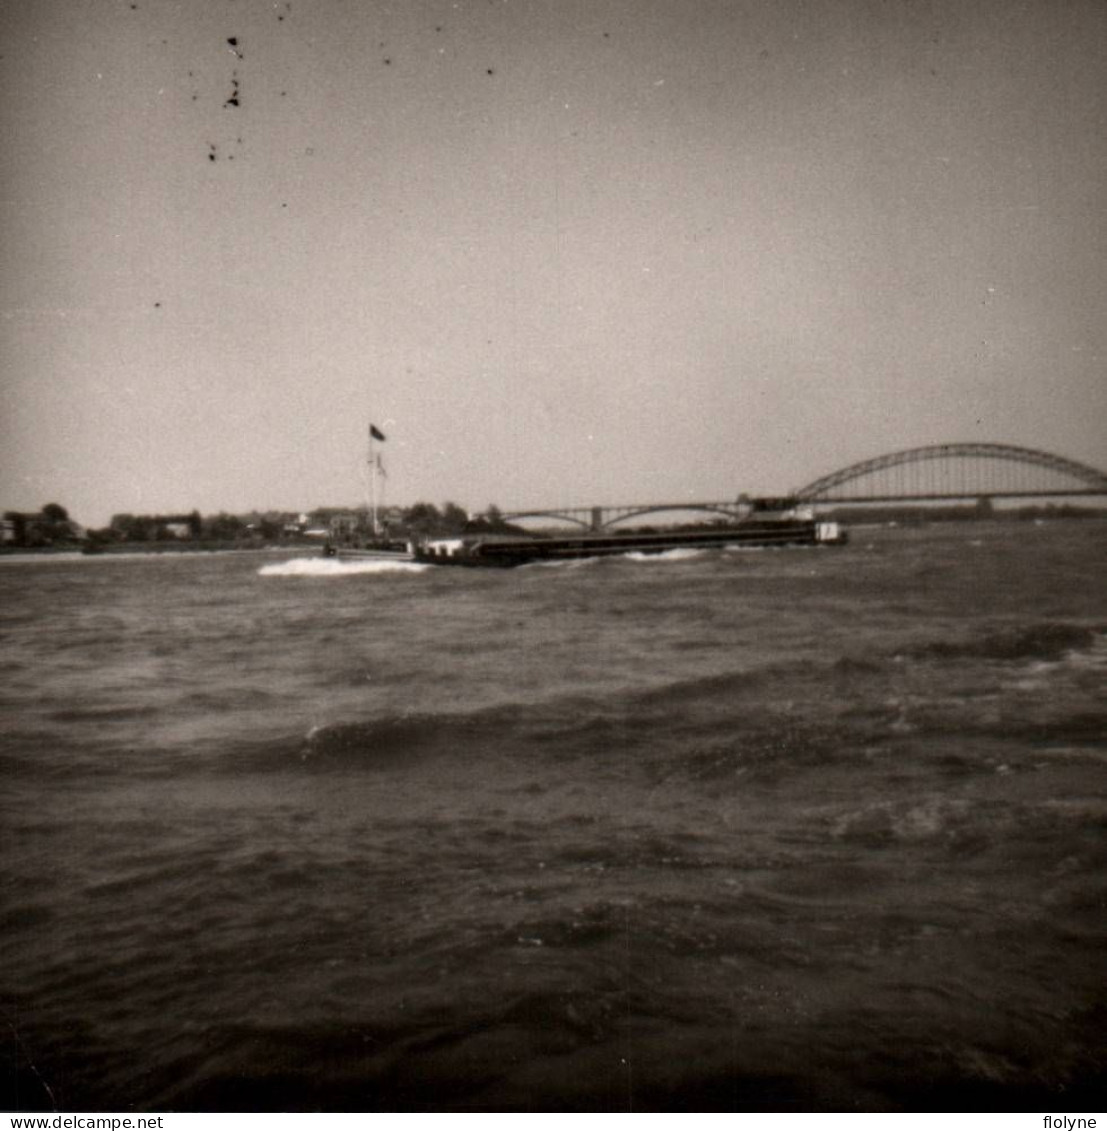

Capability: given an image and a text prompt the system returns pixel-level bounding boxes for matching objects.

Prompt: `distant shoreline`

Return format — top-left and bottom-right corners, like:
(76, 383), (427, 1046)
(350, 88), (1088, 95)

(0, 541), (324, 557)
(3, 511), (1105, 560)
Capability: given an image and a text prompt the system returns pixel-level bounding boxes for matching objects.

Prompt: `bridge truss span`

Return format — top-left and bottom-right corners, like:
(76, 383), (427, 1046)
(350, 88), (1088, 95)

(796, 443), (1107, 502)
(496, 500), (752, 531)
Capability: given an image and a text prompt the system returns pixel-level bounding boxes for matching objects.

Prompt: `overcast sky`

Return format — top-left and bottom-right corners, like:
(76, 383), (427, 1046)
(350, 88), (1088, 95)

(2, 0), (1104, 526)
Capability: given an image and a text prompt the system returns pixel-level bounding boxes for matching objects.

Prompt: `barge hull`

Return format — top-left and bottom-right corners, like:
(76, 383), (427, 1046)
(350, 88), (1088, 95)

(416, 521), (845, 567)
(323, 540), (416, 562)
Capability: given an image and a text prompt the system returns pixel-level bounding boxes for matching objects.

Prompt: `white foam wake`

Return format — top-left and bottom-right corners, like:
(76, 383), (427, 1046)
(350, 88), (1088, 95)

(521, 556), (601, 570)
(625, 548), (706, 563)
(257, 557), (431, 577)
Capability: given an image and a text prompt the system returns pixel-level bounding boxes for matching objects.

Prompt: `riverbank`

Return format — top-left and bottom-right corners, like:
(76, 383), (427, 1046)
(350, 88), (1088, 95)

(0, 540), (325, 557)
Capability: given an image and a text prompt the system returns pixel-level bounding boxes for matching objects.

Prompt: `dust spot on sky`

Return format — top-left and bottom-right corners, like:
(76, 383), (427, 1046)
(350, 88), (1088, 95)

(227, 37), (242, 60)
(486, 68), (494, 75)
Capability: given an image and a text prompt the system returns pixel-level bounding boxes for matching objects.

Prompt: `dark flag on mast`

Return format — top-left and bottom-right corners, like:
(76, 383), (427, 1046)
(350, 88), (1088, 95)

(370, 424), (386, 442)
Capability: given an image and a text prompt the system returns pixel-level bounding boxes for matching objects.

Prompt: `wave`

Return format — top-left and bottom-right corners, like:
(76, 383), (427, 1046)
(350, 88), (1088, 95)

(913, 622), (1104, 663)
(208, 649), (876, 778)
(970, 710), (1107, 749)
(257, 557), (431, 577)
(139, 1010), (1107, 1112)
(523, 546), (770, 568)
(298, 712), (491, 766)
(624, 548), (706, 563)
(224, 664), (834, 778)
(216, 701), (536, 774)
(213, 621), (1105, 780)
(520, 549), (705, 570)
(520, 556), (603, 571)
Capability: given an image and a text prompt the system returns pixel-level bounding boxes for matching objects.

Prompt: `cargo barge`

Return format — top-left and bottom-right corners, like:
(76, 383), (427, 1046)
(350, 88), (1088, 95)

(413, 518), (845, 567)
(324, 422), (847, 567)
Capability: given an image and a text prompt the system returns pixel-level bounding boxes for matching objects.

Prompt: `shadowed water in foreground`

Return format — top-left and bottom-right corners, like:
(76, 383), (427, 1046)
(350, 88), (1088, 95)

(2, 522), (1105, 1110)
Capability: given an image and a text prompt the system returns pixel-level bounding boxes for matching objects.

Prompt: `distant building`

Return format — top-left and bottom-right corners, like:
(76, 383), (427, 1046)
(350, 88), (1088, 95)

(1, 509), (78, 547)
(327, 513), (361, 536)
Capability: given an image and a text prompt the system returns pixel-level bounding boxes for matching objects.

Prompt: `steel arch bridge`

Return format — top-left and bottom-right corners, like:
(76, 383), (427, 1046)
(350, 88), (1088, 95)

(795, 443), (1107, 503)
(495, 500), (753, 532)
(478, 443), (1107, 530)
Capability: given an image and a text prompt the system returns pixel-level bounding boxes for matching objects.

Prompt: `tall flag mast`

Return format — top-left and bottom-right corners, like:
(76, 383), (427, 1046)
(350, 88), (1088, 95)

(368, 423), (386, 535)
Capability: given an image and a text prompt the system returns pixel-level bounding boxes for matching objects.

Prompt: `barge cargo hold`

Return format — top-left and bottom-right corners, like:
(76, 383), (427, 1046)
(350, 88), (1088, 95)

(322, 539), (415, 562)
(414, 520), (846, 567)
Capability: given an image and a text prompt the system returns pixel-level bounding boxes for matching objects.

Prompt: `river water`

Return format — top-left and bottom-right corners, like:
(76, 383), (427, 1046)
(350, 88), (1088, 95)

(1, 521), (1105, 1112)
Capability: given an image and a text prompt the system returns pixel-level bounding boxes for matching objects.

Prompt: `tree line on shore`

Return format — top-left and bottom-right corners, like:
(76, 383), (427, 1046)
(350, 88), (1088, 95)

(4, 498), (1103, 551)
(1, 502), (519, 550)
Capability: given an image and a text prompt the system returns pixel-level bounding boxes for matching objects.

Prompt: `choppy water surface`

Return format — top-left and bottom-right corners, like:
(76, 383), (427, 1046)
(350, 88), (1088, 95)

(2, 522), (1105, 1111)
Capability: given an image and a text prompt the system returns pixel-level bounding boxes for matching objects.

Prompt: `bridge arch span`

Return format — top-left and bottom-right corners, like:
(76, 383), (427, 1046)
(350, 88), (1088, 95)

(796, 443), (1107, 500)
(602, 503), (749, 529)
(499, 501), (753, 531)
(501, 509), (593, 530)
